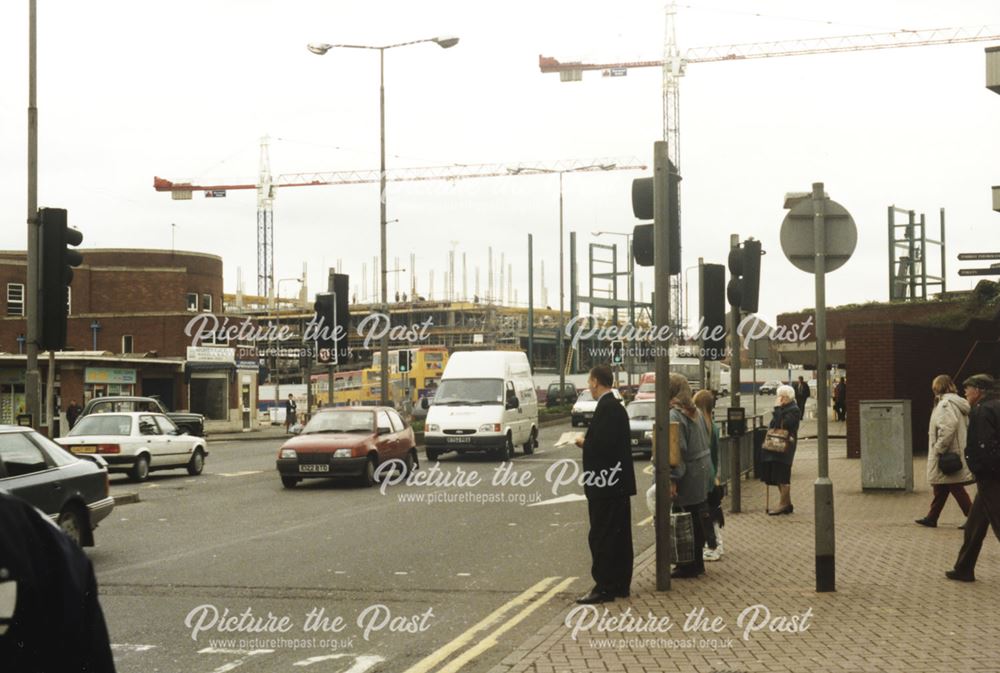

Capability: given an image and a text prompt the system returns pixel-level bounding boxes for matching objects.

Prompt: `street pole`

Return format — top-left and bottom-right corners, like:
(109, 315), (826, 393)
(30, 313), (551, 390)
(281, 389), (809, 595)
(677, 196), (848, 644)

(729, 234), (742, 514)
(652, 141), (673, 591)
(627, 235), (634, 388)
(25, 0), (41, 430)
(696, 257), (705, 390)
(528, 234), (534, 369)
(557, 172), (565, 399)
(379, 47), (390, 407)
(812, 181), (836, 592)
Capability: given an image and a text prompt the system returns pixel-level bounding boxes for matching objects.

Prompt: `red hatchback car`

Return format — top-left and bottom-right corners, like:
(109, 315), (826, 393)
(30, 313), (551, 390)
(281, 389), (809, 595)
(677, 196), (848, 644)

(276, 406), (417, 488)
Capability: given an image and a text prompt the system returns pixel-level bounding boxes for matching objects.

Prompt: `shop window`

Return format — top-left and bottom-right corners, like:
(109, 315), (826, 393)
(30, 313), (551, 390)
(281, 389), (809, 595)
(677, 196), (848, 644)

(190, 376), (228, 420)
(201, 293), (212, 312)
(6, 283), (24, 317)
(122, 335), (134, 354)
(186, 293), (198, 312)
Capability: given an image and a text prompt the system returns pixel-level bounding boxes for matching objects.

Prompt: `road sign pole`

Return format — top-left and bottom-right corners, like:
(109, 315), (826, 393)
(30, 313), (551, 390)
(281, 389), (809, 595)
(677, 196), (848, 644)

(812, 182), (836, 593)
(728, 234), (742, 515)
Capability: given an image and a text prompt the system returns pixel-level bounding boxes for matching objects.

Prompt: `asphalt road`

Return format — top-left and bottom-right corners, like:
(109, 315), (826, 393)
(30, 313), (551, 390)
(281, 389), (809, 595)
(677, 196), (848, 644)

(92, 421), (656, 673)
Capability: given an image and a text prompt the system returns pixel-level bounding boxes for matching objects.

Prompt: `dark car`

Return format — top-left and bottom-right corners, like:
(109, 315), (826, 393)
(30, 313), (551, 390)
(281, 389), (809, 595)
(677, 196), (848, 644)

(0, 425), (114, 546)
(80, 396), (206, 437)
(625, 399), (655, 459)
(276, 406), (417, 488)
(545, 382), (578, 407)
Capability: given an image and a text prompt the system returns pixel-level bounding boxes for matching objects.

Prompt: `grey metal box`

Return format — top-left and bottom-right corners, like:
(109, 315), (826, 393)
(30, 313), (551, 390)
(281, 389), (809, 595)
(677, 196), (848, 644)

(988, 46), (1000, 94)
(860, 400), (913, 491)
(993, 185), (1000, 213)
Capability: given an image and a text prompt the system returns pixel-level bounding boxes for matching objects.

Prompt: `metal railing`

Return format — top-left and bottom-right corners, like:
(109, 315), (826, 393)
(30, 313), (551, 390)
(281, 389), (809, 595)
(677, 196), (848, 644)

(716, 413), (767, 483)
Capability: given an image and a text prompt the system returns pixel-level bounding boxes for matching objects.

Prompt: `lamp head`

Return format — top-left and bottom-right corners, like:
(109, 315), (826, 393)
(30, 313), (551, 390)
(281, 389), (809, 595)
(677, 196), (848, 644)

(307, 43), (333, 55)
(433, 36), (460, 49)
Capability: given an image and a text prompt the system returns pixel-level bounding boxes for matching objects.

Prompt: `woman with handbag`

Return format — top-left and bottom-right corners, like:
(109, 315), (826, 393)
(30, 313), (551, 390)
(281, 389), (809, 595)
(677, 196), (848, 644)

(694, 389), (724, 561)
(760, 384), (800, 516)
(915, 374), (973, 528)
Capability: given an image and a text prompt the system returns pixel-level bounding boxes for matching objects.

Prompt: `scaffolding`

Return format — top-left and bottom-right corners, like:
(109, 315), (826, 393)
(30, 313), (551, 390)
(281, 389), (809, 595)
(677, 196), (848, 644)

(888, 206), (947, 301)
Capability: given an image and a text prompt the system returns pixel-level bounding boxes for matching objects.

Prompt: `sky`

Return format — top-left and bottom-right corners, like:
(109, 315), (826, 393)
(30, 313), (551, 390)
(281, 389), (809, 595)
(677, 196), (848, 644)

(1, 0), (999, 329)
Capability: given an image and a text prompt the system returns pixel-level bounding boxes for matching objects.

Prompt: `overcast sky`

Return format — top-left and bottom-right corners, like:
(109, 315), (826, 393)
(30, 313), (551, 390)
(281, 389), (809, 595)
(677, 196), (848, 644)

(1, 0), (998, 328)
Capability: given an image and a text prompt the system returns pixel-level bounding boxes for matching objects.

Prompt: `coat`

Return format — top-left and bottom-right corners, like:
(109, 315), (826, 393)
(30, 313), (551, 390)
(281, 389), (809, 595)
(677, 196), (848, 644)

(762, 401), (800, 467)
(926, 393), (973, 485)
(669, 406), (713, 507)
(581, 390), (637, 500)
(965, 396), (1000, 480)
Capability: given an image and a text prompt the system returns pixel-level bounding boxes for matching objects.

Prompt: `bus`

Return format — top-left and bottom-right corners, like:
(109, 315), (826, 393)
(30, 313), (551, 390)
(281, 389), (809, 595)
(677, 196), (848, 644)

(635, 358), (706, 400)
(310, 369), (373, 407)
(371, 346), (449, 409)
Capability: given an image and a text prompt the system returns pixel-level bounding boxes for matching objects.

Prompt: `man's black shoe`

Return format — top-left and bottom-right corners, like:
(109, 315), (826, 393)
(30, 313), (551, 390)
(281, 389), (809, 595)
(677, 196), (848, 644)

(945, 569), (975, 582)
(614, 590), (630, 598)
(576, 590), (615, 604)
(915, 517), (937, 528)
(670, 567), (704, 579)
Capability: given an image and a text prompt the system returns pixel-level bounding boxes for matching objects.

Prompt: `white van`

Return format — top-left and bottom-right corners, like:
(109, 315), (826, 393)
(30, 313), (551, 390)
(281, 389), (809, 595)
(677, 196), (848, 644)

(422, 350), (539, 461)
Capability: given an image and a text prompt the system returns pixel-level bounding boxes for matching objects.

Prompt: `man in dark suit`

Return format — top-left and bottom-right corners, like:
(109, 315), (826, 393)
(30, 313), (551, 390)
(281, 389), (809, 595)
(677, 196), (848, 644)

(574, 365), (637, 603)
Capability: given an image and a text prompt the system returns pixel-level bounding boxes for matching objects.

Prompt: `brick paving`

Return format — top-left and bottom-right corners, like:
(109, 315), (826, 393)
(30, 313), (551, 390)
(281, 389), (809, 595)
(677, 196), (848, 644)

(489, 421), (1000, 673)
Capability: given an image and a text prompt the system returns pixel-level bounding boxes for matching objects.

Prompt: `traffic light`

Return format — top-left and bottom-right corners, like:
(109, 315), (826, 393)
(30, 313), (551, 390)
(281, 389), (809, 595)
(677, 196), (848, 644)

(314, 292), (336, 364)
(39, 208), (82, 351)
(398, 349), (412, 373)
(610, 339), (624, 366)
(630, 161), (681, 273)
(701, 263), (726, 361)
(727, 239), (762, 314)
(331, 273), (350, 362)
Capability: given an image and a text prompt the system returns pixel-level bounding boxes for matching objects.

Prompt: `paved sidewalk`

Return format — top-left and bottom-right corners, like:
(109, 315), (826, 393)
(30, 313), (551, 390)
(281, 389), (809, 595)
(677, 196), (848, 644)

(489, 438), (1000, 673)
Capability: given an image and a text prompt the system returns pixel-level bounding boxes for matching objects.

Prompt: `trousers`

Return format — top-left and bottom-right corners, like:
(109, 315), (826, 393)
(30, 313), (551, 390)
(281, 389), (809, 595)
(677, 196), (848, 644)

(587, 496), (633, 594)
(953, 478), (1000, 576)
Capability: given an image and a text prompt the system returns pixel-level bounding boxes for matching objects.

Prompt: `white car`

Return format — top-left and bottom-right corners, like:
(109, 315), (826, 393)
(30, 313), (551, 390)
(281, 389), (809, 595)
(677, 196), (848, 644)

(57, 412), (208, 482)
(571, 389), (624, 427)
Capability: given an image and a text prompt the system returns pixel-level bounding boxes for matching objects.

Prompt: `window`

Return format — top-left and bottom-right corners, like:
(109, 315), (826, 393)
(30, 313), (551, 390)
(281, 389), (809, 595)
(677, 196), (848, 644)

(122, 335), (134, 354)
(186, 293), (198, 312)
(201, 293), (212, 312)
(154, 416), (178, 435)
(6, 283), (24, 317)
(138, 415), (161, 436)
(388, 410), (405, 432)
(0, 433), (50, 478)
(190, 375), (228, 420)
(376, 410), (392, 433)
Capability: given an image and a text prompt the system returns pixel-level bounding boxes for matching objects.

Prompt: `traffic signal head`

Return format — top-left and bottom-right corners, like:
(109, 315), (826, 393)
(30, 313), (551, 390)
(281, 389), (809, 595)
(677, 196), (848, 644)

(314, 292), (336, 364)
(610, 339), (624, 365)
(726, 239), (762, 314)
(701, 263), (726, 361)
(630, 162), (681, 273)
(398, 349), (412, 373)
(39, 208), (83, 351)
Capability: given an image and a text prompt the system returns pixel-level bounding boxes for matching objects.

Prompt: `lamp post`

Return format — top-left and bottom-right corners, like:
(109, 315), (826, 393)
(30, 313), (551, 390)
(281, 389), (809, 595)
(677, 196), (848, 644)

(275, 276), (304, 418)
(89, 321), (100, 351)
(593, 230), (634, 386)
(308, 36), (458, 406)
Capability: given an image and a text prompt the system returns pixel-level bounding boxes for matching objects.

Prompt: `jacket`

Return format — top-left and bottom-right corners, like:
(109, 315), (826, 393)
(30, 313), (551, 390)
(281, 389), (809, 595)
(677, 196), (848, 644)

(926, 393), (973, 485)
(581, 390), (637, 500)
(669, 406), (712, 507)
(965, 396), (1000, 479)
(762, 401), (800, 467)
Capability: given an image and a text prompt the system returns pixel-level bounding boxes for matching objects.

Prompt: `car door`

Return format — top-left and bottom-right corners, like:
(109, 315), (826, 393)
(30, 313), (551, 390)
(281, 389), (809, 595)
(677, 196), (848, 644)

(154, 414), (192, 466)
(0, 432), (61, 515)
(387, 410), (408, 459)
(137, 414), (168, 466)
(375, 410), (396, 460)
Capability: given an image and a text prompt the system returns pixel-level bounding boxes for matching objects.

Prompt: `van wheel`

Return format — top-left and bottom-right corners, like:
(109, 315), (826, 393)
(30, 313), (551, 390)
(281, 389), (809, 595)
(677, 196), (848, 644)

(501, 434), (514, 461)
(426, 448), (440, 462)
(523, 427), (537, 455)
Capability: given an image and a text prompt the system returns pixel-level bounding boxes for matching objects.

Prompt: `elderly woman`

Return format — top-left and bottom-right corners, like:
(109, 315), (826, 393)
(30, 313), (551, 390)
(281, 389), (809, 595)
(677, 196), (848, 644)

(760, 384), (801, 515)
(915, 374), (973, 527)
(668, 374), (714, 578)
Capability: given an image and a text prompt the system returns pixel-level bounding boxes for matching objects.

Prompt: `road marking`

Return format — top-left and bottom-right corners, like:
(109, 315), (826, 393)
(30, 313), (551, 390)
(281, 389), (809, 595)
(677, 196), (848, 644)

(111, 643), (156, 652)
(435, 576), (578, 673)
(527, 493), (587, 507)
(217, 470), (263, 477)
(293, 654), (384, 671)
(400, 577), (561, 673)
(198, 647), (274, 673)
(456, 572), (471, 577)
(642, 464), (654, 476)
(394, 571), (409, 575)
(637, 515), (653, 527)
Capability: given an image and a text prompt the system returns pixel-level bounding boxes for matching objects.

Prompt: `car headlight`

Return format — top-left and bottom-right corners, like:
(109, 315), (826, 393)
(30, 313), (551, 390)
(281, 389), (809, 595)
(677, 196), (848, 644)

(479, 423), (500, 433)
(643, 430), (653, 439)
(279, 448), (297, 459)
(427, 424), (440, 432)
(334, 448), (353, 458)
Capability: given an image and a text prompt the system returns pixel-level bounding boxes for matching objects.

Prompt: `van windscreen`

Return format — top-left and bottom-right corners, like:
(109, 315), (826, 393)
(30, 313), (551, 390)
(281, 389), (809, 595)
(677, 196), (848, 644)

(433, 379), (504, 405)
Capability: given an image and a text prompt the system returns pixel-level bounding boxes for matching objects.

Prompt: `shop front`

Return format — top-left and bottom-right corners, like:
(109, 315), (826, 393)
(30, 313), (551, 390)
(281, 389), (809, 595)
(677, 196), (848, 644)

(84, 366), (137, 402)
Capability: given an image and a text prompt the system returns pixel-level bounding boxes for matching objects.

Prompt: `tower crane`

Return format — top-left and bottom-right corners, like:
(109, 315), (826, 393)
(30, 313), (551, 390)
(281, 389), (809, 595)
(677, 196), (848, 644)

(540, 11), (1000, 332)
(154, 151), (644, 298)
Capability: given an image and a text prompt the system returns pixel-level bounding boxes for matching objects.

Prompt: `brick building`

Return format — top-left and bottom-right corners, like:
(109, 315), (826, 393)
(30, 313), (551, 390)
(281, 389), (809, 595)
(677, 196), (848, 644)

(0, 249), (257, 433)
(776, 282), (1000, 458)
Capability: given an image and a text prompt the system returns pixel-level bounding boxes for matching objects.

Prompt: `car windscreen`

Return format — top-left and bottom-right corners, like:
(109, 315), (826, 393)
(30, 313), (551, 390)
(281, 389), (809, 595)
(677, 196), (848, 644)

(69, 415), (133, 436)
(432, 379), (504, 405)
(303, 411), (374, 434)
(576, 390), (594, 402)
(627, 402), (655, 420)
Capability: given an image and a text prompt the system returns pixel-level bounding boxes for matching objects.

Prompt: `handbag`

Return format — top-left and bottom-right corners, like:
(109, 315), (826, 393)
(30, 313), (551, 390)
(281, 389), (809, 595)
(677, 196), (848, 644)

(669, 510), (696, 564)
(938, 450), (963, 475)
(764, 413), (792, 453)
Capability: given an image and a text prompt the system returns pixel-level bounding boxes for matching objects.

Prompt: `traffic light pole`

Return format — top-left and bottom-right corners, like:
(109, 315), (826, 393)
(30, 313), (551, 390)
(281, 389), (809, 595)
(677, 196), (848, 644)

(729, 234), (742, 514)
(25, 0), (41, 431)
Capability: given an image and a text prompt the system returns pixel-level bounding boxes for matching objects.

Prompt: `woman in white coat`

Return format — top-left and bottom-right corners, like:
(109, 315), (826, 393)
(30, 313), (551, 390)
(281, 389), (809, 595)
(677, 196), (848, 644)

(915, 374), (974, 527)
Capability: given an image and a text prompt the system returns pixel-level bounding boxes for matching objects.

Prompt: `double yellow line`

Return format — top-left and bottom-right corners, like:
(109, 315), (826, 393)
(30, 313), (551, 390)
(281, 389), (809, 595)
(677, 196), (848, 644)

(401, 576), (577, 673)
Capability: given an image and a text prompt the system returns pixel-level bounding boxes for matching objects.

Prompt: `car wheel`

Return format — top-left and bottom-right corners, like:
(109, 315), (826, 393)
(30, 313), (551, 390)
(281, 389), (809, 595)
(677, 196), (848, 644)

(426, 448), (440, 462)
(523, 427), (537, 455)
(57, 506), (87, 546)
(281, 476), (299, 489)
(402, 449), (416, 476)
(187, 449), (205, 476)
(359, 457), (377, 487)
(129, 454), (150, 482)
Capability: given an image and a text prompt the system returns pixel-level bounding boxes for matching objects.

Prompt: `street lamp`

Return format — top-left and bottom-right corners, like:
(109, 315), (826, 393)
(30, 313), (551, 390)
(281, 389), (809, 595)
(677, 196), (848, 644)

(593, 230), (634, 386)
(308, 36), (458, 406)
(509, 164), (616, 400)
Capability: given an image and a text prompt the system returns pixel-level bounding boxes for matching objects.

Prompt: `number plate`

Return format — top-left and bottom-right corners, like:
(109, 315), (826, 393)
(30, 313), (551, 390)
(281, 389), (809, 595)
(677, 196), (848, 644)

(300, 464), (330, 472)
(447, 436), (472, 444)
(71, 446), (96, 454)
